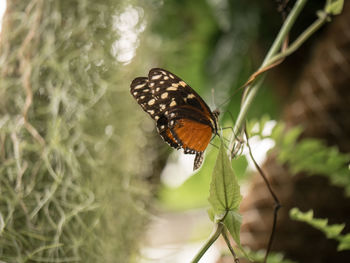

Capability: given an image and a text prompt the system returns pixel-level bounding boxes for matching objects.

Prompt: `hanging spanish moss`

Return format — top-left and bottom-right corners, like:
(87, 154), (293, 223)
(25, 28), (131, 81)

(0, 1), (158, 262)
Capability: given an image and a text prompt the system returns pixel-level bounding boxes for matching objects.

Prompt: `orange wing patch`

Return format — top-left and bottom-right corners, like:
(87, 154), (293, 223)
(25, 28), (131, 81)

(159, 127), (181, 149)
(173, 119), (212, 152)
(166, 128), (178, 145)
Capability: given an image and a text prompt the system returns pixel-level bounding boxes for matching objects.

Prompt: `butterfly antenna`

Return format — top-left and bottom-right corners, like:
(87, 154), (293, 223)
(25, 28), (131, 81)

(216, 85), (245, 110)
(219, 110), (242, 141)
(216, 109), (244, 155)
(211, 88), (216, 109)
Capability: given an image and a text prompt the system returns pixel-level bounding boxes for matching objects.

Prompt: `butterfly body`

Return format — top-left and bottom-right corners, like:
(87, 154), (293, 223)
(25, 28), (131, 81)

(130, 68), (219, 170)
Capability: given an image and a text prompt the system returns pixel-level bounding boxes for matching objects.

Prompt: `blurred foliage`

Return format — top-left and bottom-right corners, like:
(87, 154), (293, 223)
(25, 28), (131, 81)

(0, 0), (157, 262)
(270, 123), (350, 195)
(150, 0), (217, 95)
(244, 249), (297, 263)
(326, 0), (344, 15)
(290, 208), (350, 251)
(247, 117), (350, 195)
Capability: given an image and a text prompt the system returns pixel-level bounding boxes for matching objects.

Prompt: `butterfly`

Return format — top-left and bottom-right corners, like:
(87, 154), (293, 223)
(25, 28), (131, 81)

(130, 68), (219, 170)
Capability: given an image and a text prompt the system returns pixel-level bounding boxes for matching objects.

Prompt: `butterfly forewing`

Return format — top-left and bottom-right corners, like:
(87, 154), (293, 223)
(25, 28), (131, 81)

(148, 69), (214, 121)
(130, 77), (158, 120)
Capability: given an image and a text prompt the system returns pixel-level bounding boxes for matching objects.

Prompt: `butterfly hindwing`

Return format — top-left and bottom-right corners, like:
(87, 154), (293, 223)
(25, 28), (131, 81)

(156, 115), (181, 149)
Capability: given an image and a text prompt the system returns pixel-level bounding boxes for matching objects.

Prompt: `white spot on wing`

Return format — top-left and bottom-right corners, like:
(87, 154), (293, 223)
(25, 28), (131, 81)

(179, 81), (186, 87)
(152, 74), (162, 80)
(167, 87), (177, 91)
(133, 83), (146, 90)
(161, 92), (169, 99)
(170, 101), (177, 107)
(148, 99), (155, 105)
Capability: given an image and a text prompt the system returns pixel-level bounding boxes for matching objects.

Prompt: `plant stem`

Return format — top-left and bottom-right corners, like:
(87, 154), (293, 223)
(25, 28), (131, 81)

(267, 11), (330, 66)
(190, 223), (224, 263)
(262, 0), (307, 65)
(228, 0), (308, 156)
(222, 228), (240, 262)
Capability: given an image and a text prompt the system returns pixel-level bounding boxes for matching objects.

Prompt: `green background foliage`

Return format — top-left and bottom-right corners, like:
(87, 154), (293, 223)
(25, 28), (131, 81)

(290, 208), (350, 251)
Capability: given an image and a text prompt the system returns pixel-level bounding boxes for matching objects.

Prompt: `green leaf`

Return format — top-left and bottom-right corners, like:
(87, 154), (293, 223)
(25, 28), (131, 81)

(246, 115), (273, 138)
(290, 207), (350, 251)
(270, 122), (285, 143)
(281, 126), (303, 148)
(290, 208), (345, 238)
(338, 234), (350, 251)
(208, 140), (242, 215)
(207, 208), (215, 222)
(273, 126), (350, 195)
(325, 0), (344, 15)
(244, 248), (297, 263)
(232, 155), (248, 181)
(208, 139), (244, 253)
(224, 211), (242, 247)
(290, 207), (313, 220)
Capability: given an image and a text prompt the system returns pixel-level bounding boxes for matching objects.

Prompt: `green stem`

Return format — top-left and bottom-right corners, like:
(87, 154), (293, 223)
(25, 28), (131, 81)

(190, 223), (224, 263)
(268, 11), (330, 66)
(228, 0), (308, 156)
(262, 0), (308, 66)
(222, 228), (240, 262)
